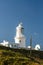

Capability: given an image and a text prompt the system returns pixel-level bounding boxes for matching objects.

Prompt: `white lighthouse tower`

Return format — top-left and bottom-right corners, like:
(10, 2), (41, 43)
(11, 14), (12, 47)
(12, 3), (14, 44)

(14, 23), (26, 48)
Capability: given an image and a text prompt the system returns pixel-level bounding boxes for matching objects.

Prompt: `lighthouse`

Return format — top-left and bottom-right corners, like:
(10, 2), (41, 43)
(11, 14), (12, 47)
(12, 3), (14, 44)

(14, 23), (26, 48)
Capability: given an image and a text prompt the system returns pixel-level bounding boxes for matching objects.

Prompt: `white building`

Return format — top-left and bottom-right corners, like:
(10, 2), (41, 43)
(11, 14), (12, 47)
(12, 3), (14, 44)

(0, 23), (40, 50)
(14, 23), (26, 48)
(0, 40), (10, 47)
(0, 23), (26, 48)
(34, 44), (40, 50)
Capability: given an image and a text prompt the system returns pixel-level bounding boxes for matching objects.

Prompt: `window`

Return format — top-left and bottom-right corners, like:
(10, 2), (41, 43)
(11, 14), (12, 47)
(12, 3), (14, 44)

(19, 40), (21, 43)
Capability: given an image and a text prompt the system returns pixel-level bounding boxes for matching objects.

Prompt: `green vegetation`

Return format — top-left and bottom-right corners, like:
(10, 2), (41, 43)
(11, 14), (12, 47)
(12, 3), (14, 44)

(0, 46), (43, 65)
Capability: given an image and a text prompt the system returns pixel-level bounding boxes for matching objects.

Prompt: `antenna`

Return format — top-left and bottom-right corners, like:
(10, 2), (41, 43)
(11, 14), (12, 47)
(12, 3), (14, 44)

(30, 35), (32, 56)
(30, 35), (32, 49)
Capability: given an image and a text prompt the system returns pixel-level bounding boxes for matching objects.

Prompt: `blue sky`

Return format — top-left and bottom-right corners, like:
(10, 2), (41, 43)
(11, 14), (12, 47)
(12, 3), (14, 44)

(0, 0), (43, 50)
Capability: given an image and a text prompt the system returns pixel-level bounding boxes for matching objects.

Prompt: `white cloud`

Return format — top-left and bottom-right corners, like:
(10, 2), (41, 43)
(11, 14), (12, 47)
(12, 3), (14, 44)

(34, 32), (38, 35)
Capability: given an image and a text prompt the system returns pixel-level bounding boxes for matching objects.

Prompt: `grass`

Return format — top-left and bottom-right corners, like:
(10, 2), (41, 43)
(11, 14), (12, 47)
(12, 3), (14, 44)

(0, 46), (43, 65)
